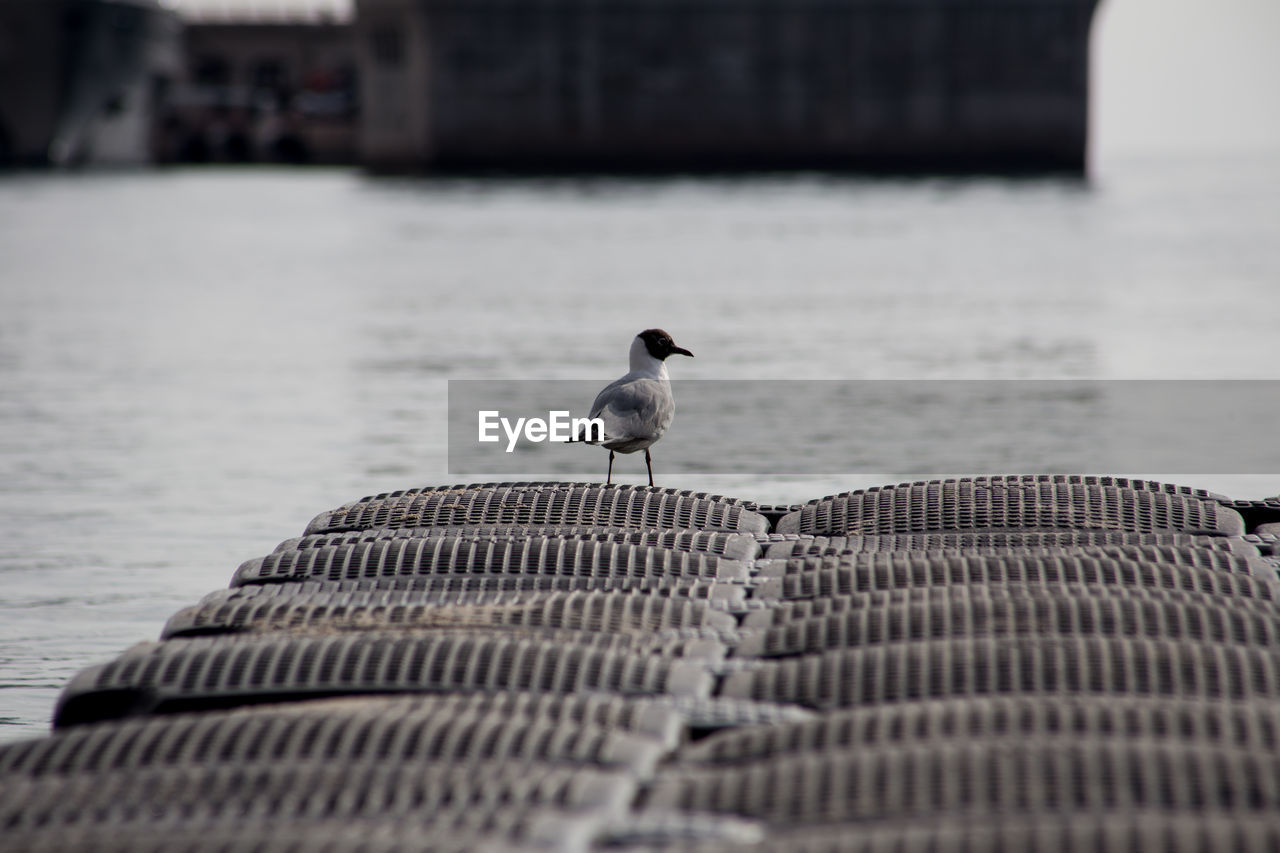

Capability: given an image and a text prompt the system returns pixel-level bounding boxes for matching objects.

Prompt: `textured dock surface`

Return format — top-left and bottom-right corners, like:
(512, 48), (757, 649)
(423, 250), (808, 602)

(5, 475), (1280, 851)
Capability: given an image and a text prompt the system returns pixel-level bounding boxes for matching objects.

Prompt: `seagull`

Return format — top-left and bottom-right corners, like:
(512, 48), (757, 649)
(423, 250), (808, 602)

(577, 329), (694, 486)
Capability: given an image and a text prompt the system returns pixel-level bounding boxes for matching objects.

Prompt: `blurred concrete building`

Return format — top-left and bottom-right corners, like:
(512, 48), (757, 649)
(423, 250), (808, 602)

(355, 0), (1101, 173)
(164, 12), (357, 164)
(0, 0), (181, 166)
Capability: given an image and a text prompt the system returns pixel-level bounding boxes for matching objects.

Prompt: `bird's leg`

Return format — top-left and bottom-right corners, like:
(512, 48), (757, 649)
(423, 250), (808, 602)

(607, 450), (615, 485)
(645, 449), (654, 487)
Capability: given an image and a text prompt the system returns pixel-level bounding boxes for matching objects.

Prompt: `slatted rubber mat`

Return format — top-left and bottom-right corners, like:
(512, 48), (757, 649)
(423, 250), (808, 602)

(11, 813), (1280, 853)
(775, 481), (1244, 536)
(1223, 498), (1280, 531)
(0, 824), (441, 853)
(862, 475), (1229, 501)
(53, 632), (713, 728)
(734, 591), (1280, 656)
(164, 589), (739, 639)
(596, 810), (766, 849)
(674, 813), (1280, 853)
(741, 584), (1280, 628)
(278, 527), (762, 560)
(646, 740), (1280, 824)
(22, 476), (1280, 853)
(0, 703), (666, 777)
(305, 484), (769, 535)
(0, 762), (630, 844)
(225, 624), (725, 660)
(717, 637), (1280, 708)
(764, 531), (1255, 558)
(754, 558), (1276, 602)
(755, 546), (1269, 579)
(199, 573), (747, 608)
(647, 696), (818, 730)
(355, 481), (757, 505)
(679, 696), (1280, 764)
(232, 537), (748, 586)
(1250, 534), (1280, 566)
(228, 691), (686, 746)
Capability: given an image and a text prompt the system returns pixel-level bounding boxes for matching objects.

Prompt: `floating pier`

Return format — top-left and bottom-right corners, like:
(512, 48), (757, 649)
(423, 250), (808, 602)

(4, 476), (1280, 850)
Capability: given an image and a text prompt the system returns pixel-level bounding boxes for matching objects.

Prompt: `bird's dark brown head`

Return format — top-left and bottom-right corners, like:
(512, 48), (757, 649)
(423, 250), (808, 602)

(637, 329), (694, 361)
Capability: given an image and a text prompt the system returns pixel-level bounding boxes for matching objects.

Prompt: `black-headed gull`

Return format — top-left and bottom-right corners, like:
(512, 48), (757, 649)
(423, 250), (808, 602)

(578, 329), (693, 486)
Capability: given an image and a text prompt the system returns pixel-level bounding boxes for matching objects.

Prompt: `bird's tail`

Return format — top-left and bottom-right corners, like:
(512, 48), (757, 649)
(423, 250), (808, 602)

(568, 422), (605, 445)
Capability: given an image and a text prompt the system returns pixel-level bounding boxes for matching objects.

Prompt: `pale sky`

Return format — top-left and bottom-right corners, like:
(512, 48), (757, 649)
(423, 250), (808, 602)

(1093, 0), (1280, 156)
(163, 0), (1280, 160)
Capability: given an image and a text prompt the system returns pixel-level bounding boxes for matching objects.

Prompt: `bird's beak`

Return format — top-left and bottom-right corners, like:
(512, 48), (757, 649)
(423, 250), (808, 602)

(671, 346), (694, 358)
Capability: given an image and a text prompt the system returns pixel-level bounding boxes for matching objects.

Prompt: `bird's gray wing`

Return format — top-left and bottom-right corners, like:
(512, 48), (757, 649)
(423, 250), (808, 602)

(585, 377), (674, 445)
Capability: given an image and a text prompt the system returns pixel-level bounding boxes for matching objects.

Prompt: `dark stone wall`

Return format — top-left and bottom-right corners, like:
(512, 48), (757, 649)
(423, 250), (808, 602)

(411, 0), (1099, 172)
(0, 0), (178, 167)
(0, 0), (75, 164)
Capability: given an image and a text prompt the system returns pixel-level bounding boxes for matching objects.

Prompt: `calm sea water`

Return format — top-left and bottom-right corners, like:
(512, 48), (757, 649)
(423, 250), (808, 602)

(2, 154), (1278, 742)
